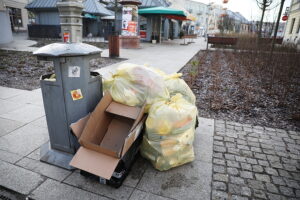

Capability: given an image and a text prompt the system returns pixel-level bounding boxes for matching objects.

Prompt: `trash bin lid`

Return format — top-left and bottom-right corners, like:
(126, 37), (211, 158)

(33, 43), (102, 57)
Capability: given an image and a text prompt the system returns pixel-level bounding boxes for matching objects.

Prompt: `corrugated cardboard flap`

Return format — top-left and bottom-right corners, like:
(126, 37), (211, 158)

(70, 114), (90, 139)
(122, 116), (146, 157)
(70, 147), (120, 180)
(106, 101), (141, 120)
(130, 104), (146, 131)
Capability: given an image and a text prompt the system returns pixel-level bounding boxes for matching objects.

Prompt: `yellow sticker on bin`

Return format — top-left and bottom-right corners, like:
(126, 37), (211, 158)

(71, 89), (83, 101)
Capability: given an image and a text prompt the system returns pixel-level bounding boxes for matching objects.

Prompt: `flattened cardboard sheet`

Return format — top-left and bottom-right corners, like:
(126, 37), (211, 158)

(70, 147), (120, 180)
(106, 101), (141, 120)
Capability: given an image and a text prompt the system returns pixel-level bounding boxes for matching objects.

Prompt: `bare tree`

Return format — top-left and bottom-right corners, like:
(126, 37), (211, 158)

(256, 0), (273, 39)
(99, 0), (119, 34)
(270, 0), (285, 86)
(218, 15), (234, 34)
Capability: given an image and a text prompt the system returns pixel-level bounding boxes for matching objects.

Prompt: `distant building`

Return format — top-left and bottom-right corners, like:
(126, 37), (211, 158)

(250, 21), (285, 38)
(26, 0), (113, 38)
(207, 3), (223, 34)
(283, 0), (300, 47)
(4, 0), (31, 32)
(184, 0), (208, 36)
(0, 0), (13, 44)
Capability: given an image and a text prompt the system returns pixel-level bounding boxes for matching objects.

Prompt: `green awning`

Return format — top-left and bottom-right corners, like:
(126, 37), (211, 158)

(138, 6), (186, 16)
(84, 13), (97, 19)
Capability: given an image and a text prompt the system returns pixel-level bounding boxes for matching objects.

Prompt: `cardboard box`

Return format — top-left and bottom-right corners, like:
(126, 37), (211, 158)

(70, 93), (145, 180)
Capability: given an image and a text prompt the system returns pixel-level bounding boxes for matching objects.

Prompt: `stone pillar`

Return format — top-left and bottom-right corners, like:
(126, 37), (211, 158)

(57, 0), (83, 43)
(119, 0), (141, 48)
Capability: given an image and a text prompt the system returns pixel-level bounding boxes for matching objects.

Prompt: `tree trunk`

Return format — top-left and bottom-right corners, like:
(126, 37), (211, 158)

(270, 0), (285, 87)
(258, 4), (266, 39)
(114, 0), (118, 34)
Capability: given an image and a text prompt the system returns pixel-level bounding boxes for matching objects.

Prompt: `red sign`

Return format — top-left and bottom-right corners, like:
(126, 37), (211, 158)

(140, 30), (146, 38)
(127, 21), (137, 33)
(63, 32), (70, 43)
(282, 16), (288, 21)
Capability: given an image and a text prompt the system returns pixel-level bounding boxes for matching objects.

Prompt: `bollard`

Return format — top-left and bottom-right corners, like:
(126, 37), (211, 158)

(109, 34), (120, 57)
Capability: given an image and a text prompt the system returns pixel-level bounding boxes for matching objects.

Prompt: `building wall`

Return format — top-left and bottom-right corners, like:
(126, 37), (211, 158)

(36, 11), (60, 25)
(4, 0), (29, 31)
(0, 9), (13, 44)
(283, 0), (300, 46)
(163, 18), (169, 39)
(184, 0), (208, 36)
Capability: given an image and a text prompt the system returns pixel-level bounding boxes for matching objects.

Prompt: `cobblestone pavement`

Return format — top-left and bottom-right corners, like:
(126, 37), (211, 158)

(212, 120), (300, 200)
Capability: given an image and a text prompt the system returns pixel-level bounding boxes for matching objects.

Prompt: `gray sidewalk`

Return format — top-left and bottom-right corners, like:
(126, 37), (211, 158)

(0, 37), (214, 200)
(97, 37), (206, 77)
(0, 86), (213, 200)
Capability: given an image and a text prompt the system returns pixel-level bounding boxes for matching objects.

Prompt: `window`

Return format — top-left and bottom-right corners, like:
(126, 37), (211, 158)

(7, 7), (22, 31)
(290, 18), (295, 34)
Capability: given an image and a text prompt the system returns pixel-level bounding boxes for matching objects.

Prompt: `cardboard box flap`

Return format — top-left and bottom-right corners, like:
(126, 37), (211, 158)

(79, 93), (113, 143)
(106, 101), (141, 120)
(130, 104), (146, 132)
(122, 116), (146, 157)
(70, 114), (90, 139)
(100, 118), (132, 157)
(70, 147), (119, 180)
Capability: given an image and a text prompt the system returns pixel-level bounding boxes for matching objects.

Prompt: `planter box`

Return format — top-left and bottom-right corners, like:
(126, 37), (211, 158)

(120, 36), (140, 49)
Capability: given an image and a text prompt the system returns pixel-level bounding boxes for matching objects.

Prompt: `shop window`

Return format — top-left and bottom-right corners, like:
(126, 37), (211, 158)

(7, 7), (23, 31)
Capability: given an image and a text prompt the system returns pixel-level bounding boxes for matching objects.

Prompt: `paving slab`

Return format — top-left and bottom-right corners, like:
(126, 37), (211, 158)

(0, 86), (29, 100)
(137, 160), (212, 200)
(0, 149), (23, 164)
(0, 123), (48, 156)
(194, 117), (214, 163)
(0, 100), (24, 115)
(129, 189), (173, 200)
(0, 104), (45, 124)
(123, 155), (149, 188)
(0, 160), (45, 195)
(0, 117), (25, 137)
(30, 179), (109, 200)
(26, 147), (41, 160)
(194, 127), (214, 163)
(6, 89), (44, 106)
(63, 170), (134, 200)
(15, 157), (72, 181)
(30, 116), (47, 128)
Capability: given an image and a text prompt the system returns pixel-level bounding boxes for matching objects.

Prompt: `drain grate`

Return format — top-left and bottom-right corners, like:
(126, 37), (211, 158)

(0, 186), (28, 200)
(0, 194), (12, 200)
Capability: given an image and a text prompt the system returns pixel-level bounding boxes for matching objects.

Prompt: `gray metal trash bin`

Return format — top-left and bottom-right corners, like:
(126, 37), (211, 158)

(34, 43), (103, 169)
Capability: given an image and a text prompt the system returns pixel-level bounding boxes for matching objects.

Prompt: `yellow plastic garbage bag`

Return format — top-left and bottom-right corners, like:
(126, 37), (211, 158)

(141, 94), (197, 171)
(141, 132), (195, 171)
(146, 94), (197, 135)
(104, 63), (170, 109)
(165, 73), (196, 105)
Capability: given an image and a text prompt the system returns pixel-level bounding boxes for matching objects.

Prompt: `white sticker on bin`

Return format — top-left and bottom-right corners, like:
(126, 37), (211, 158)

(68, 66), (80, 77)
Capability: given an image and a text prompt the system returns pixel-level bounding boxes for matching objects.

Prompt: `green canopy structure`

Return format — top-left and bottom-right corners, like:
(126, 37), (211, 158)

(84, 13), (97, 19)
(138, 6), (186, 17)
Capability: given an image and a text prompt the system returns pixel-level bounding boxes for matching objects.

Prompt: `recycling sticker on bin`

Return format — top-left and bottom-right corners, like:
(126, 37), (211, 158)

(69, 66), (80, 77)
(70, 89), (83, 101)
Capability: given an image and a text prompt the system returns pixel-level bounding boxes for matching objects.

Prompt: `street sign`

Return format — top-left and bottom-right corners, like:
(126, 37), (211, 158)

(282, 15), (288, 21)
